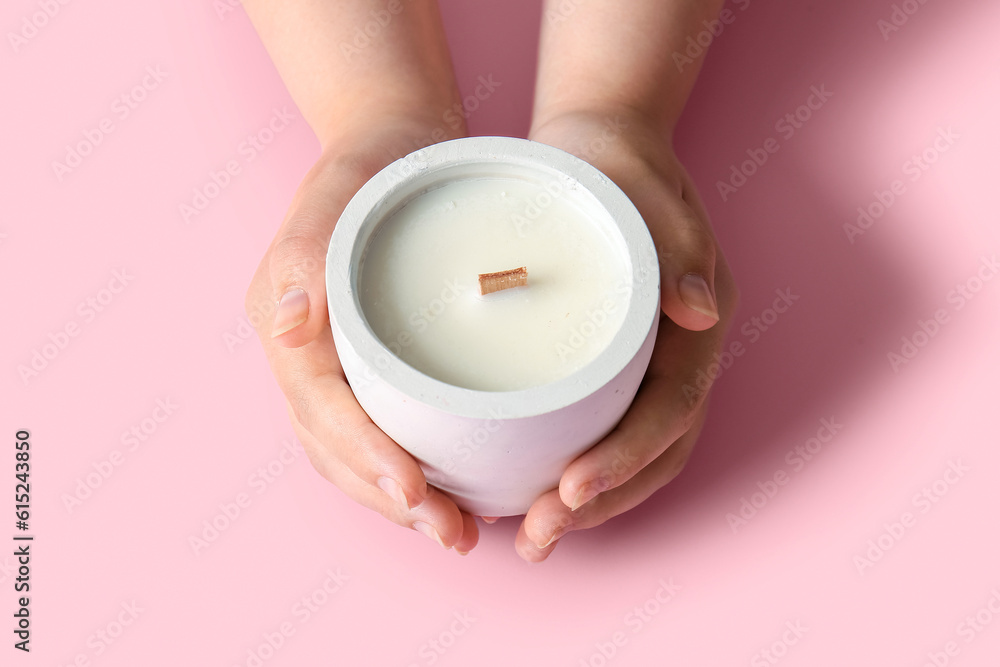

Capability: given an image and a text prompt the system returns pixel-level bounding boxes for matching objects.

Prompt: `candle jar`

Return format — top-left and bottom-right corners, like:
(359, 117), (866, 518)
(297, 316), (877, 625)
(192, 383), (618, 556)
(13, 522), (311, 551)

(326, 136), (659, 516)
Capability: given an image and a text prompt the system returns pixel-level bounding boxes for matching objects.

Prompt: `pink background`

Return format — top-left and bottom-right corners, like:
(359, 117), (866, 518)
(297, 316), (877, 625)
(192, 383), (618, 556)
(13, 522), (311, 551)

(3, 0), (999, 665)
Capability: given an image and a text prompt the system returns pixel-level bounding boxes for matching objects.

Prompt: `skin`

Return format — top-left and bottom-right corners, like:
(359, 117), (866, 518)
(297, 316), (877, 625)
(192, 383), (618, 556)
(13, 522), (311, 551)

(243, 0), (737, 561)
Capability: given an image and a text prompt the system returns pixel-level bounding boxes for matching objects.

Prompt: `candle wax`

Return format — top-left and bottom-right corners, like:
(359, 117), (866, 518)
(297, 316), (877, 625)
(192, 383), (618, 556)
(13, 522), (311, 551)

(359, 176), (631, 392)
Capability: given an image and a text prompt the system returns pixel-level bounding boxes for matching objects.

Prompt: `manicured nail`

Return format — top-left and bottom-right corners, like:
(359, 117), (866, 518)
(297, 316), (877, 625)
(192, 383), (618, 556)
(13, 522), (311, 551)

(481, 516), (499, 524)
(678, 274), (719, 321)
(413, 521), (448, 549)
(377, 476), (408, 510)
(271, 288), (309, 338)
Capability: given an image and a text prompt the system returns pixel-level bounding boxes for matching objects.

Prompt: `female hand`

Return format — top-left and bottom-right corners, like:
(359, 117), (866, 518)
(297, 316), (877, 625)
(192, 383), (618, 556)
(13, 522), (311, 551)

(243, 0), (479, 554)
(244, 117), (480, 555)
(514, 109), (738, 562)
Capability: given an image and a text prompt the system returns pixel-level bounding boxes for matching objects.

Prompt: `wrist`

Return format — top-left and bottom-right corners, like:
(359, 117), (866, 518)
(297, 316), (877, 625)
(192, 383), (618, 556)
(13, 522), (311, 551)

(304, 107), (468, 204)
(529, 105), (675, 166)
(315, 94), (467, 157)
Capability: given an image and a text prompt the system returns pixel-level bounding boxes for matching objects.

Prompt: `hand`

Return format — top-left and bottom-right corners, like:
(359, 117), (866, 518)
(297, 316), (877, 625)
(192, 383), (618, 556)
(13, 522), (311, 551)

(244, 116), (480, 555)
(513, 109), (739, 562)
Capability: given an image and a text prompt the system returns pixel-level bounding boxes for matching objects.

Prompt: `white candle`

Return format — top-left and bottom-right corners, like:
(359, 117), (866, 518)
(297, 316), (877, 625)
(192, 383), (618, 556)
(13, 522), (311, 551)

(359, 176), (630, 392)
(327, 137), (659, 515)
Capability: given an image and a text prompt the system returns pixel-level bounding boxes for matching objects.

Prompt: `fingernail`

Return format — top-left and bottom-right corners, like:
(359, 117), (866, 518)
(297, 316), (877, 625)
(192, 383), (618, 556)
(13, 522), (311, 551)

(413, 521), (448, 549)
(377, 476), (408, 510)
(571, 477), (609, 511)
(480, 516), (499, 524)
(678, 274), (719, 321)
(535, 530), (564, 550)
(271, 288), (309, 338)
(456, 549), (470, 556)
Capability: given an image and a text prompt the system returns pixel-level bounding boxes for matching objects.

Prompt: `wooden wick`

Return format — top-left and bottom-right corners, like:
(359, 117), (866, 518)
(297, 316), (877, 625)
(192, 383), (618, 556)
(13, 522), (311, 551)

(478, 266), (528, 295)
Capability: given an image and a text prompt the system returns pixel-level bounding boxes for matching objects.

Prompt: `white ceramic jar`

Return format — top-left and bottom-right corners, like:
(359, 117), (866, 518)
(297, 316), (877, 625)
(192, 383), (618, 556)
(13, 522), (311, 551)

(326, 136), (659, 516)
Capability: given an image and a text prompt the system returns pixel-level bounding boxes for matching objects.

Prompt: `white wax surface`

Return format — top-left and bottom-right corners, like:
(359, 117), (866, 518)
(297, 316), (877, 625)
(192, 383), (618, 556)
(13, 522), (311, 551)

(359, 177), (630, 391)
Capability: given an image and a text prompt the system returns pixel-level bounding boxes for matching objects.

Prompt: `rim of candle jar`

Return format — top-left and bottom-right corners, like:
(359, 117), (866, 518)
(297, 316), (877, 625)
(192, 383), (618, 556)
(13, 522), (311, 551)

(327, 136), (660, 420)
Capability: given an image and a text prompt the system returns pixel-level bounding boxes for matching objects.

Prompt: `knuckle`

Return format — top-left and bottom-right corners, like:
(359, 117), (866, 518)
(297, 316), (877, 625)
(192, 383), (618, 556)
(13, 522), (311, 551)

(271, 229), (327, 279)
(662, 219), (716, 269)
(271, 200), (332, 267)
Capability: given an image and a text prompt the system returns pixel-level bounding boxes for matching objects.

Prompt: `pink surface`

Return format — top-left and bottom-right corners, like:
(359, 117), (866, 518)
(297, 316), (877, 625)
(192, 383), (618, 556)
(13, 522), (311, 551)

(3, 0), (999, 665)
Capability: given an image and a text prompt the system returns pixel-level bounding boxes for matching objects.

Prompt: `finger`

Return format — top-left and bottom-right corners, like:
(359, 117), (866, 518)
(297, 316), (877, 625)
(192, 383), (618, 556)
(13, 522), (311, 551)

(514, 507), (564, 563)
(453, 512), (480, 555)
(636, 174), (720, 332)
(557, 308), (728, 510)
(278, 343), (432, 512)
(517, 415), (704, 562)
(264, 156), (379, 347)
(289, 403), (471, 550)
(248, 223), (434, 511)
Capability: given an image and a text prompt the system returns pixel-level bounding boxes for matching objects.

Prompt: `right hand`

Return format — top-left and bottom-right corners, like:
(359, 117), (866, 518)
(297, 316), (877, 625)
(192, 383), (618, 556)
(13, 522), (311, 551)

(245, 117), (480, 554)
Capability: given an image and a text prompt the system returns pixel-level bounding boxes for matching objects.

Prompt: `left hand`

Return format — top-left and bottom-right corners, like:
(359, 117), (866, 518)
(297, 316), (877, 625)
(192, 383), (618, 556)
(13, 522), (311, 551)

(511, 109), (739, 562)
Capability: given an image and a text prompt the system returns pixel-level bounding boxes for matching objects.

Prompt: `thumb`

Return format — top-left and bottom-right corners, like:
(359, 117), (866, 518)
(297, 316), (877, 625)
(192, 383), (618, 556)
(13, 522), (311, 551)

(646, 183), (720, 332)
(266, 160), (366, 348)
(267, 222), (330, 348)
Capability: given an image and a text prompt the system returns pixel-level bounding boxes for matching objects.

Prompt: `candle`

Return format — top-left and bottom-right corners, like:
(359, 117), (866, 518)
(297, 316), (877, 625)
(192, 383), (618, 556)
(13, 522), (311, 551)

(358, 175), (631, 392)
(327, 137), (659, 516)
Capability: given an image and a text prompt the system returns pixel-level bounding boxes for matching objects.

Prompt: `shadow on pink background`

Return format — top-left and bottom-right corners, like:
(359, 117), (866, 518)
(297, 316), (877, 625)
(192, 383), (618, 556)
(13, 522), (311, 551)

(3, 0), (998, 665)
